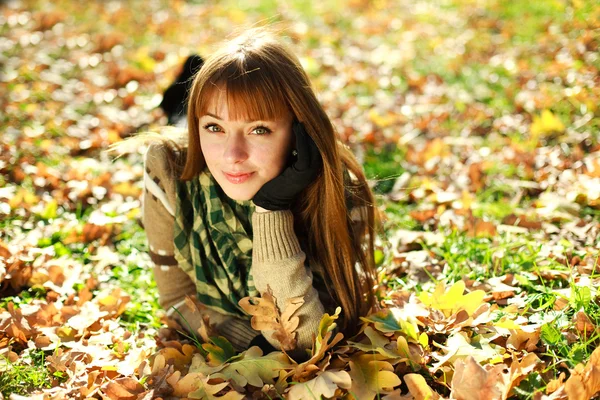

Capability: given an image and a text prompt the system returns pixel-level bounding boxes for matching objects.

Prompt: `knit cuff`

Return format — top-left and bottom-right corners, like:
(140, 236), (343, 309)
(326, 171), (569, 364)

(252, 210), (302, 263)
(152, 264), (197, 311)
(217, 317), (260, 352)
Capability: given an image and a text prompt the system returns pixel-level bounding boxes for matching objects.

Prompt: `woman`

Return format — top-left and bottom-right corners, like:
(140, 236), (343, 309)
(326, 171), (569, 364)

(140, 27), (378, 360)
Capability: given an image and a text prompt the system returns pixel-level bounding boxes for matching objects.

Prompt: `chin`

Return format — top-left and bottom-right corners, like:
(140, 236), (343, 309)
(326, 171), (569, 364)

(221, 187), (257, 202)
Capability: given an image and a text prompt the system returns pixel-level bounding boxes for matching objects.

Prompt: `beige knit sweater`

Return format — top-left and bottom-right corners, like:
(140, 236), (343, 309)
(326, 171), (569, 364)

(141, 141), (364, 359)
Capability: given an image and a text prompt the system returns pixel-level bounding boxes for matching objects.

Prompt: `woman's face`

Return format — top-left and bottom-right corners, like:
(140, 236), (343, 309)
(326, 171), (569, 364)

(198, 96), (294, 201)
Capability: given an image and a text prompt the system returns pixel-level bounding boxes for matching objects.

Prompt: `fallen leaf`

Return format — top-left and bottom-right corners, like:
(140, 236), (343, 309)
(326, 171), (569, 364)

(564, 346), (600, 400)
(450, 356), (509, 400)
(287, 369), (351, 400)
(347, 353), (402, 400)
(404, 373), (440, 400)
(239, 285), (305, 351)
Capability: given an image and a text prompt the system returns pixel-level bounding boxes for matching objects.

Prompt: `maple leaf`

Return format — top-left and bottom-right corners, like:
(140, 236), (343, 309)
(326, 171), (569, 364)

(238, 284), (305, 351)
(418, 280), (486, 318)
(287, 369), (351, 400)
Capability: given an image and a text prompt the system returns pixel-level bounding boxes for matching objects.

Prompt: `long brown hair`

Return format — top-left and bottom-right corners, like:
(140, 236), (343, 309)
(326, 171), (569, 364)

(111, 26), (379, 337)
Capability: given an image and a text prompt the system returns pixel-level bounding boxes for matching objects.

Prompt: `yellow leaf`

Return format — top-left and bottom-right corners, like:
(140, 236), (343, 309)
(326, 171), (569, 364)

(494, 317), (522, 330)
(418, 281), (486, 317)
(368, 110), (397, 128)
(98, 294), (118, 307)
(530, 110), (565, 137)
(133, 47), (156, 72)
(418, 332), (429, 350)
(348, 354), (401, 400)
(39, 199), (58, 219)
(404, 373), (440, 400)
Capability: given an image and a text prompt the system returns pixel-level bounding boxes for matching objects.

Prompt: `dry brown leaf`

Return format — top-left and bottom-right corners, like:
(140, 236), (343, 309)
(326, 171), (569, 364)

(546, 372), (565, 394)
(574, 311), (597, 336)
(184, 295), (219, 342)
(506, 328), (540, 352)
(166, 371), (205, 397)
(450, 356), (510, 400)
(409, 209), (438, 222)
(1, 302), (38, 344)
(239, 285), (305, 351)
(155, 343), (197, 372)
(465, 217), (497, 238)
(468, 162), (486, 192)
(564, 346), (600, 399)
(502, 214), (543, 230)
(103, 377), (145, 400)
(506, 353), (540, 396)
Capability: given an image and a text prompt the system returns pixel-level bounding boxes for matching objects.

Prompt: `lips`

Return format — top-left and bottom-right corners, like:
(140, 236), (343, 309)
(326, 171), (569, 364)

(223, 171), (255, 184)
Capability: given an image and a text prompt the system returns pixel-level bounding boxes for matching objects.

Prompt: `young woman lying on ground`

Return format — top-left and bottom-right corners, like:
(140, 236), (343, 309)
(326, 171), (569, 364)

(138, 27), (378, 360)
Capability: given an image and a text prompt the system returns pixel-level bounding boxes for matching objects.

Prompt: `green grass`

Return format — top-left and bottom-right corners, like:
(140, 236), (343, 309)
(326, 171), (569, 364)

(0, 349), (65, 397)
(362, 143), (407, 194)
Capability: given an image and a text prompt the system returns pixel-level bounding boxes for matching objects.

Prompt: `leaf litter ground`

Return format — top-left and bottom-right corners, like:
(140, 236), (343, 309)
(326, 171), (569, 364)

(1, 0), (600, 399)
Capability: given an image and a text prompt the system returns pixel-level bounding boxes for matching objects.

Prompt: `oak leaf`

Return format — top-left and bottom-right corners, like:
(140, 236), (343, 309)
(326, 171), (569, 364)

(191, 346), (292, 391)
(238, 284), (304, 351)
(287, 370), (351, 400)
(188, 380), (245, 400)
(291, 307), (344, 382)
(103, 377), (145, 400)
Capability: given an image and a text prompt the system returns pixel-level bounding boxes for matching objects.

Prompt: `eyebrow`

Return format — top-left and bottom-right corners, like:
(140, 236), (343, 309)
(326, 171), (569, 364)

(204, 112), (256, 123)
(203, 112), (279, 124)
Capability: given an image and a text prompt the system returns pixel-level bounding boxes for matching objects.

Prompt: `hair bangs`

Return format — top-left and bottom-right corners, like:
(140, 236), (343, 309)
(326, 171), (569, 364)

(194, 61), (292, 122)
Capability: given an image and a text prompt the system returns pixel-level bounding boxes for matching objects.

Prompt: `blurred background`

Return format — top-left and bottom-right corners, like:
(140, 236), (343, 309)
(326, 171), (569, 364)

(1, 0), (599, 397)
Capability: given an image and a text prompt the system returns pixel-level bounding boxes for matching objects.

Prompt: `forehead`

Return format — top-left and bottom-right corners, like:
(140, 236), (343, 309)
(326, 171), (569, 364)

(197, 80), (292, 122)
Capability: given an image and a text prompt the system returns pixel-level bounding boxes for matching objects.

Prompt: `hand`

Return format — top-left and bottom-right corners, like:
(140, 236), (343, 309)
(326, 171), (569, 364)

(252, 120), (322, 211)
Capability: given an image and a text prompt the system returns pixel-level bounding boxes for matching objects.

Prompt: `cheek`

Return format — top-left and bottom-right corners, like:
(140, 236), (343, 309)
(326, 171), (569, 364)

(199, 140), (219, 165)
(253, 142), (289, 176)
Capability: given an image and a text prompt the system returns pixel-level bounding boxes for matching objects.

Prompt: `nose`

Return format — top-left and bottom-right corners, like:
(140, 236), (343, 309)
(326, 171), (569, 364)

(223, 134), (249, 164)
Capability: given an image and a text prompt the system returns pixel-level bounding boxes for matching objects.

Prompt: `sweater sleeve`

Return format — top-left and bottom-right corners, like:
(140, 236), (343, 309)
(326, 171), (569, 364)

(142, 141), (260, 352)
(250, 210), (326, 360)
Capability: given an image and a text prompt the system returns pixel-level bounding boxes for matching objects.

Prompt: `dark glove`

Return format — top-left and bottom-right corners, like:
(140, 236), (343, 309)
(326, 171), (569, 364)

(252, 120), (322, 211)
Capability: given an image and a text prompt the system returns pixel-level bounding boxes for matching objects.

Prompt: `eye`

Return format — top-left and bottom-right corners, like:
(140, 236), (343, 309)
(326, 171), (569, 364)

(251, 125), (272, 135)
(202, 123), (222, 133)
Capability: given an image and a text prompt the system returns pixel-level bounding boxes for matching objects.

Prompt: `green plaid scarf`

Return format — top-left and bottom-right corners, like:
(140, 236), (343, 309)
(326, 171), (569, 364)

(172, 169), (259, 318)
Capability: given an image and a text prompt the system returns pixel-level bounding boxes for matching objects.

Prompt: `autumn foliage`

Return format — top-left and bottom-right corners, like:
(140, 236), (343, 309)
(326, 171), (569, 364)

(2, 0), (600, 399)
